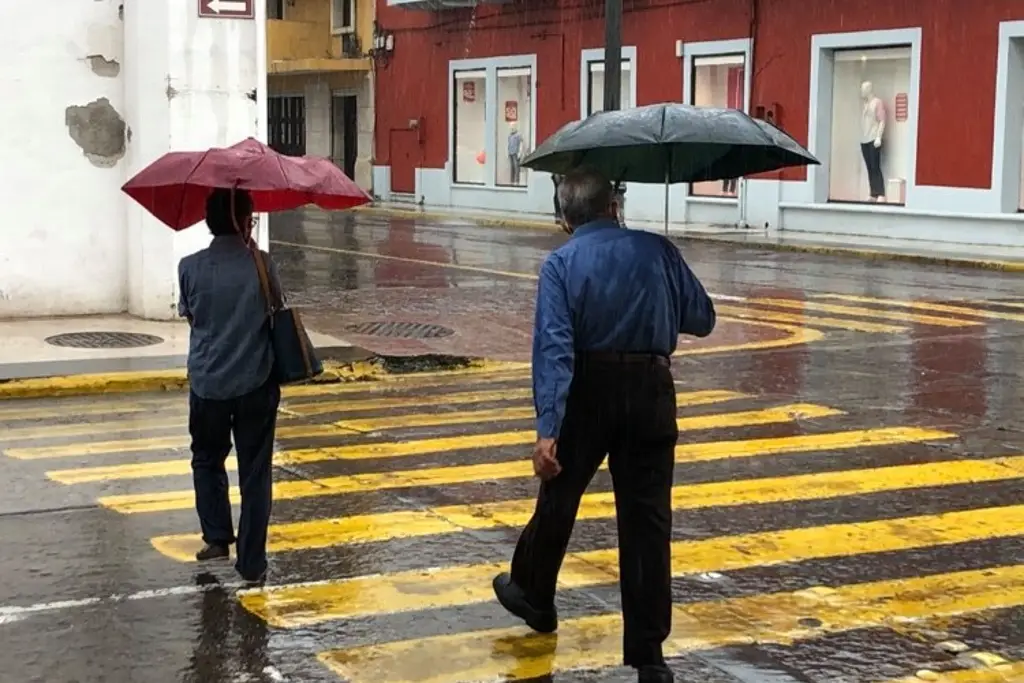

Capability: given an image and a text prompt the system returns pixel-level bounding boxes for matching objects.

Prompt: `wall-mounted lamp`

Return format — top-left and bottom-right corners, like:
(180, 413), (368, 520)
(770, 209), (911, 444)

(369, 21), (395, 67)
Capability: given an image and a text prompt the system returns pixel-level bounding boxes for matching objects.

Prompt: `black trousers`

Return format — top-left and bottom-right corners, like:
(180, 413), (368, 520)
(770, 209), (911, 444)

(860, 142), (885, 198)
(189, 378), (281, 579)
(510, 355), (678, 667)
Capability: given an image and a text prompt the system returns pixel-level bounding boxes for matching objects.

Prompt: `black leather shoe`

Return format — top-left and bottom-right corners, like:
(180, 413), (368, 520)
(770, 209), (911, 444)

(491, 572), (557, 633)
(195, 543), (230, 561)
(637, 665), (674, 682)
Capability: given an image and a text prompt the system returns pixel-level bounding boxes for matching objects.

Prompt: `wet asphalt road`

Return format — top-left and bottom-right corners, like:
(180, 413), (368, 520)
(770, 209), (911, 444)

(2, 210), (1024, 682)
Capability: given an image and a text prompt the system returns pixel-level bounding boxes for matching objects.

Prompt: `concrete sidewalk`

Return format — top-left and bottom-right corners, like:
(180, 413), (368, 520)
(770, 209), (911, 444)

(358, 202), (1024, 272)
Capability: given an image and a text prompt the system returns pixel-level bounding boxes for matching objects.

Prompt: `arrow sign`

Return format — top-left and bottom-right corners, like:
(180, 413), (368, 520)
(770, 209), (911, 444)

(198, 0), (254, 18)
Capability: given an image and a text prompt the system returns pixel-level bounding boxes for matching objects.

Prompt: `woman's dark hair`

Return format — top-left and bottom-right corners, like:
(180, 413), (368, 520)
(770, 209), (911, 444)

(205, 188), (253, 236)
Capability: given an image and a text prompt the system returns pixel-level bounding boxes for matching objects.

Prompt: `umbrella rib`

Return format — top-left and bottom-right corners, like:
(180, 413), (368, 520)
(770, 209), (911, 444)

(172, 148), (215, 230)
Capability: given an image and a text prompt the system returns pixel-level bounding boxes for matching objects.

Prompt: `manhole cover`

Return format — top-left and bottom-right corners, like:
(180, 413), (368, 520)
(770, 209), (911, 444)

(44, 332), (165, 349)
(342, 321), (455, 339)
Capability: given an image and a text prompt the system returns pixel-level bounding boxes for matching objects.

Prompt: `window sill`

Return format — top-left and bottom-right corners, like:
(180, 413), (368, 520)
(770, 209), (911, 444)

(687, 195), (738, 205)
(451, 182), (529, 192)
(331, 27), (355, 36)
(779, 201), (1024, 222)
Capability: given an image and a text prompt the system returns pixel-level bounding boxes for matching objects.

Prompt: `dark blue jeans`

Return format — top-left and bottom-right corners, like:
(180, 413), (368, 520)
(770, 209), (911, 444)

(188, 379), (280, 580)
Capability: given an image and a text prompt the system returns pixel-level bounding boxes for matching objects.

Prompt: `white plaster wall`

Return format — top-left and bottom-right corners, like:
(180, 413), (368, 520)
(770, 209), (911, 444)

(124, 0), (261, 319)
(0, 0), (127, 318)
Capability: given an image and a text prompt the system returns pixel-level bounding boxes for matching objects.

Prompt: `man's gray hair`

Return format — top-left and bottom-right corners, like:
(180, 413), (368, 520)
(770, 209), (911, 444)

(556, 167), (613, 229)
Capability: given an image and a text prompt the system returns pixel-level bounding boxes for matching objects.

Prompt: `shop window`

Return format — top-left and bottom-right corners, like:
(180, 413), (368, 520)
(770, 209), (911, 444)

(690, 54), (745, 198)
(496, 67), (532, 187)
(827, 46), (912, 204)
(586, 60), (632, 115)
(453, 69), (487, 185)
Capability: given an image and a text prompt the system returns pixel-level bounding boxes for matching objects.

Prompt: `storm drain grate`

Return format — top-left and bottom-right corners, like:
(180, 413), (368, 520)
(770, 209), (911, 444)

(342, 321), (455, 339)
(45, 332), (165, 349)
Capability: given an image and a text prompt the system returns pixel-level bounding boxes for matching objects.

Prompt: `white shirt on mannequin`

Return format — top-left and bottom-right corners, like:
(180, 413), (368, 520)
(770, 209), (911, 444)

(860, 81), (885, 145)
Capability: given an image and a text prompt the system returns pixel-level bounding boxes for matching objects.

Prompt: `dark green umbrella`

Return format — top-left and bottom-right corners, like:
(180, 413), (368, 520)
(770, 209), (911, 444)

(521, 102), (818, 183)
(522, 103), (818, 232)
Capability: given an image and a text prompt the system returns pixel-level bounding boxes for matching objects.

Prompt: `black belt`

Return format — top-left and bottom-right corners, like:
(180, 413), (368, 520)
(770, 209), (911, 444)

(578, 351), (670, 367)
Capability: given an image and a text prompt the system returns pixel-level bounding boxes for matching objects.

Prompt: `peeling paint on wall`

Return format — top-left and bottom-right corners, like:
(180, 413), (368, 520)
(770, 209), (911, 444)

(86, 55), (120, 78)
(64, 97), (126, 167)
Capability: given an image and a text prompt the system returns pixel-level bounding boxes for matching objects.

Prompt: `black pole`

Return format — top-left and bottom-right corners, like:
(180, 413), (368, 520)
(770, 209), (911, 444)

(603, 0), (622, 111)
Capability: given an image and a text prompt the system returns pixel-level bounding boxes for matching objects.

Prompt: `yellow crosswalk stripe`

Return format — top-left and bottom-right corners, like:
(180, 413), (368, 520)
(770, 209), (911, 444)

(887, 660), (1024, 682)
(97, 426), (953, 514)
(817, 293), (1024, 324)
(0, 388), (539, 438)
(315, 563), (1024, 683)
(748, 297), (981, 328)
(241, 503), (1024, 627)
(717, 304), (907, 333)
(0, 368), (532, 422)
(44, 391), (752, 481)
(150, 453), (1024, 562)
(287, 388), (534, 416)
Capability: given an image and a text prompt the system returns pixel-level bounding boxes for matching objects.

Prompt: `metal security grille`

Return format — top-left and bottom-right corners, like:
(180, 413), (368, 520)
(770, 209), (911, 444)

(268, 96), (305, 157)
(45, 332), (164, 349)
(342, 322), (455, 339)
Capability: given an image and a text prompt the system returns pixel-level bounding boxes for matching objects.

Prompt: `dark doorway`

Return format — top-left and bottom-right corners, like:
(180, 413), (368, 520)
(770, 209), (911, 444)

(331, 94), (358, 180)
(267, 0), (284, 19)
(267, 96), (305, 156)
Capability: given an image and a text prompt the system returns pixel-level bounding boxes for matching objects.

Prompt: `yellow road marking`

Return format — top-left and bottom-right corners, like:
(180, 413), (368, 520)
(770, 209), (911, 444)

(281, 367), (529, 398)
(887, 661), (1024, 681)
(241, 503), (1024, 627)
(338, 406), (536, 431)
(152, 453), (1024, 562)
(0, 388), (536, 433)
(678, 317), (826, 356)
(98, 426), (952, 513)
(0, 370), (531, 423)
(717, 304), (907, 334)
(288, 388), (534, 416)
(749, 298), (981, 328)
(45, 390), (750, 481)
(816, 293), (1024, 324)
(316, 563), (1024, 683)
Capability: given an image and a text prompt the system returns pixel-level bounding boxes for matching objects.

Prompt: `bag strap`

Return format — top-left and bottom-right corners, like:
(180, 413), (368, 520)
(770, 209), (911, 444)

(250, 247), (282, 317)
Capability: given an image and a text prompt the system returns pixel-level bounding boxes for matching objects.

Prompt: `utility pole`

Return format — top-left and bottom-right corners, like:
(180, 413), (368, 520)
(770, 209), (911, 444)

(603, 0), (623, 111)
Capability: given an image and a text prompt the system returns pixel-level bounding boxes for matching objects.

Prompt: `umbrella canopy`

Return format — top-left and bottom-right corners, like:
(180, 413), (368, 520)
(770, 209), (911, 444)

(122, 137), (372, 230)
(521, 103), (819, 184)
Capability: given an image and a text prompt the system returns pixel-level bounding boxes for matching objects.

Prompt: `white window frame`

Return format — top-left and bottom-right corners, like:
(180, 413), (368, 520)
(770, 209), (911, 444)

(579, 46), (638, 118)
(448, 54), (538, 189)
(992, 21), (1024, 213)
(680, 38), (753, 202)
(331, 0), (355, 34)
(807, 28), (922, 206)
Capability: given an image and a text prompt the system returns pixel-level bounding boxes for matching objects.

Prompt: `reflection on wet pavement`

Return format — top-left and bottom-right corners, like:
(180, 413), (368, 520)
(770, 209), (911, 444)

(1, 210), (1024, 682)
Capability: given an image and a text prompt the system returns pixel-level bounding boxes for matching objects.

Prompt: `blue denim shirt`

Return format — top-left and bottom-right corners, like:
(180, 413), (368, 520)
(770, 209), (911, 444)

(532, 220), (716, 439)
(178, 236), (282, 400)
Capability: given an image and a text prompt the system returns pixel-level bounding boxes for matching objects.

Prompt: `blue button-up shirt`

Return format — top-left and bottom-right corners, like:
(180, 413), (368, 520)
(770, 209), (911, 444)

(532, 219), (716, 439)
(178, 236), (282, 401)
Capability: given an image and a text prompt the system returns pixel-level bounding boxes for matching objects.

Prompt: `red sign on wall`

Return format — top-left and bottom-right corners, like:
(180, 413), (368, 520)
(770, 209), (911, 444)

(504, 101), (519, 123)
(894, 93), (908, 122)
(198, 0), (254, 19)
(462, 82), (476, 103)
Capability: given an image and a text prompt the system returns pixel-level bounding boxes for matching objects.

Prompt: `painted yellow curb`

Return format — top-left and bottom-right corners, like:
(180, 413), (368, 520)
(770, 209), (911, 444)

(0, 358), (529, 401)
(358, 205), (1024, 273)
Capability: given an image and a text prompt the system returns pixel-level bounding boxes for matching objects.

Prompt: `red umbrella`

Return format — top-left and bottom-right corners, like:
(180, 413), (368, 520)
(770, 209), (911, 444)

(122, 137), (372, 230)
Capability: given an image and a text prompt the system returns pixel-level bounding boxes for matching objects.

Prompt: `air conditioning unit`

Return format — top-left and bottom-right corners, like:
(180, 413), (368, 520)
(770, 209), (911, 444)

(341, 33), (361, 58)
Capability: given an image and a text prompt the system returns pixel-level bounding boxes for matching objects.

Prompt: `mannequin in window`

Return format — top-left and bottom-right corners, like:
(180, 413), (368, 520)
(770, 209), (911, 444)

(507, 123), (523, 185)
(860, 80), (886, 202)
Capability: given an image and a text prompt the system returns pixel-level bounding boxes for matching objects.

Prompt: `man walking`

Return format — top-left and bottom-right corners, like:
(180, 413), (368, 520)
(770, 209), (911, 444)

(491, 168), (716, 682)
(178, 188), (282, 585)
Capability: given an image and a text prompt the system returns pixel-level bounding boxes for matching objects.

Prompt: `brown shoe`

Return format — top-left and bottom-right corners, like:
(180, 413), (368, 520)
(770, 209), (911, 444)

(195, 543), (230, 561)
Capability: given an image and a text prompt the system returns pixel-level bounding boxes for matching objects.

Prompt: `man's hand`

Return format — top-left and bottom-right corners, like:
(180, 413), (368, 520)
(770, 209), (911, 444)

(532, 438), (561, 481)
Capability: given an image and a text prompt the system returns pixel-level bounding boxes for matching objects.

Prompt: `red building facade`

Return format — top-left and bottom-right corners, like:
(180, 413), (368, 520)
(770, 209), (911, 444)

(373, 0), (1024, 247)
